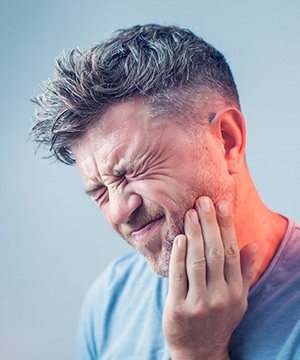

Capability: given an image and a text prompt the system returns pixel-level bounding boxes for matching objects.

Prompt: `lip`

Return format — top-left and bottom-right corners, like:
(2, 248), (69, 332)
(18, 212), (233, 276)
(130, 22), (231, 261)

(131, 217), (164, 241)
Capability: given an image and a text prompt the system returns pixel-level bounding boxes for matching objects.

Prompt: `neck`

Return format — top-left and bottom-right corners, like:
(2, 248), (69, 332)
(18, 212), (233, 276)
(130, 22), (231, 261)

(234, 165), (288, 286)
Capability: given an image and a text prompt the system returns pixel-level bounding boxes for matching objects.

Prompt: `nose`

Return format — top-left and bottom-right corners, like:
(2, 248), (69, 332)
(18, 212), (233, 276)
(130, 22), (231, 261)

(108, 186), (142, 225)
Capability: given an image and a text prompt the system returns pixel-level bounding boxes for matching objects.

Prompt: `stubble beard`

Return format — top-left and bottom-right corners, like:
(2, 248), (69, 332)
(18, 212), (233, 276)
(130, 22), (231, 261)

(141, 179), (237, 278)
(117, 167), (237, 278)
(146, 212), (184, 277)
(119, 204), (185, 278)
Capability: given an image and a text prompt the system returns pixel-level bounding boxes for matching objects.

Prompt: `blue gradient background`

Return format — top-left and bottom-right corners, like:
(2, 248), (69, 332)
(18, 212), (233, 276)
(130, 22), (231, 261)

(1, 1), (299, 359)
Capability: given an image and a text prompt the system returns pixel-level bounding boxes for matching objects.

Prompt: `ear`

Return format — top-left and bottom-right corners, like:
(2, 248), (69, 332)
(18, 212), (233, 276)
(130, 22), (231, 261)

(210, 108), (246, 174)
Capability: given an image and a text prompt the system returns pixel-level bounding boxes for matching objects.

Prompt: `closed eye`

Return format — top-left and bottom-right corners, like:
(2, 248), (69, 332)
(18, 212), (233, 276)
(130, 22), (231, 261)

(85, 184), (106, 199)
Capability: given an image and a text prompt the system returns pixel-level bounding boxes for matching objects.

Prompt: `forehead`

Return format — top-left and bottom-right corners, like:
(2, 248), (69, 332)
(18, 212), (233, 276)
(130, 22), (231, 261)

(75, 99), (166, 151)
(71, 99), (189, 180)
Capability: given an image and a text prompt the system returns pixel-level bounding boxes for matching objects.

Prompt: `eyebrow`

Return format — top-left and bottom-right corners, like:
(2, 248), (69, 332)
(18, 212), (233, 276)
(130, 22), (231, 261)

(84, 184), (105, 197)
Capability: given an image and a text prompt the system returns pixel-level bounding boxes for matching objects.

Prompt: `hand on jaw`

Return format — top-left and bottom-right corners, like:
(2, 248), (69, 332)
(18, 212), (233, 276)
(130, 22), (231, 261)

(163, 196), (258, 360)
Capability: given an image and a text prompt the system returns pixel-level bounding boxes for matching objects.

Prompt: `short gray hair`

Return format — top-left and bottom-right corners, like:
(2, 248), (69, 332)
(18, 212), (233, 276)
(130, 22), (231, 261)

(31, 24), (240, 164)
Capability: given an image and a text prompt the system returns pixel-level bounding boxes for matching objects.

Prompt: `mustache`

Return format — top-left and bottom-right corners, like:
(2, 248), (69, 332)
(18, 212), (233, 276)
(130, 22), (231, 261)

(120, 204), (166, 237)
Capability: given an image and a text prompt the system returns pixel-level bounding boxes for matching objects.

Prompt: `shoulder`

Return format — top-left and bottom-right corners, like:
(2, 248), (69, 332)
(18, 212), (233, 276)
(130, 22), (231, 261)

(78, 252), (169, 359)
(82, 251), (157, 309)
(92, 251), (150, 287)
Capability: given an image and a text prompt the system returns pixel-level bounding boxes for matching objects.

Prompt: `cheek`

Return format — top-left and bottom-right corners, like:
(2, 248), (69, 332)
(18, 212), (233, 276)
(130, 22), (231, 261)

(135, 179), (184, 211)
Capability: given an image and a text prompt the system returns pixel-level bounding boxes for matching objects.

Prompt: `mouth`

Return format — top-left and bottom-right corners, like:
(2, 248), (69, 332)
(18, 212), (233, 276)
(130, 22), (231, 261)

(131, 216), (165, 241)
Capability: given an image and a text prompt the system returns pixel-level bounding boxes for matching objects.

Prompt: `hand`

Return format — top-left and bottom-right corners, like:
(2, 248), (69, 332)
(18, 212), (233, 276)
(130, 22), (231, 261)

(162, 196), (258, 360)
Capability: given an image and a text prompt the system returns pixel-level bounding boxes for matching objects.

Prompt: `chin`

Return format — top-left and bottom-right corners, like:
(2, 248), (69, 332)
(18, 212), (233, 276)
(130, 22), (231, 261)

(146, 258), (170, 277)
(143, 246), (172, 278)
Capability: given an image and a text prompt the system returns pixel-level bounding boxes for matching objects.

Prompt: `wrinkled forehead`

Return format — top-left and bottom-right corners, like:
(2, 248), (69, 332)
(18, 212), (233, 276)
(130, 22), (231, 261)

(70, 95), (210, 178)
(70, 99), (175, 175)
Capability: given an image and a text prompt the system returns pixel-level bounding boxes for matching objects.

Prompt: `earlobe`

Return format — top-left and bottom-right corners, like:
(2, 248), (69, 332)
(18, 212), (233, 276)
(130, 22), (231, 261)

(211, 108), (246, 174)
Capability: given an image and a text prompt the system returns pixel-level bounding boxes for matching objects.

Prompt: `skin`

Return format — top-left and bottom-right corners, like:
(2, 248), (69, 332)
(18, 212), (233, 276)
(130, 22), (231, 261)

(71, 97), (288, 358)
(163, 198), (258, 359)
(72, 98), (237, 277)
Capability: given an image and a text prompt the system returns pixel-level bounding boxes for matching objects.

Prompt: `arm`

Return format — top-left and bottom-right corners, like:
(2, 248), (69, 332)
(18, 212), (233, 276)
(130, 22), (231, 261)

(162, 196), (258, 360)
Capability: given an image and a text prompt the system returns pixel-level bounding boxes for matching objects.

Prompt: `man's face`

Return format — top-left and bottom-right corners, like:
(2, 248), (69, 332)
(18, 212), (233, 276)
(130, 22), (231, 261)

(71, 99), (236, 277)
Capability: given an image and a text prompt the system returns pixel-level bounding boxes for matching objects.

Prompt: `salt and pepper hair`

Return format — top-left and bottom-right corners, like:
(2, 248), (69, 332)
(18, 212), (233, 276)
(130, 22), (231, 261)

(31, 24), (240, 164)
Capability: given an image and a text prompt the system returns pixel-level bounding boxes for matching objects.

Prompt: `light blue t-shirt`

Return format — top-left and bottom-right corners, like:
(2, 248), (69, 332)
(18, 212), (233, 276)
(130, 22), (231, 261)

(78, 219), (300, 359)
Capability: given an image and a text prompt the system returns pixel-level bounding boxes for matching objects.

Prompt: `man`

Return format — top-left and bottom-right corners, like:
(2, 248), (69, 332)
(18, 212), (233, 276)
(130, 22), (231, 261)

(31, 24), (300, 359)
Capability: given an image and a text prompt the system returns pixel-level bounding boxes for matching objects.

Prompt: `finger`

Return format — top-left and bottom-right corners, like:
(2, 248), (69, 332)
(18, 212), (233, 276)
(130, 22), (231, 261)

(215, 201), (241, 286)
(195, 197), (225, 285)
(168, 234), (188, 302)
(240, 242), (258, 293)
(185, 209), (207, 295)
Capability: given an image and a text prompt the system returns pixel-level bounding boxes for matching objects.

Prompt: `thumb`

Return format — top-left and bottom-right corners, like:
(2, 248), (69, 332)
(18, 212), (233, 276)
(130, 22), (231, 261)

(240, 242), (259, 291)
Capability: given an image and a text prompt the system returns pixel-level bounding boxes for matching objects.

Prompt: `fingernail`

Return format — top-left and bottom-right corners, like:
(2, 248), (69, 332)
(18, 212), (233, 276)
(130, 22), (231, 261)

(189, 210), (198, 224)
(177, 236), (186, 249)
(199, 197), (211, 212)
(217, 202), (229, 216)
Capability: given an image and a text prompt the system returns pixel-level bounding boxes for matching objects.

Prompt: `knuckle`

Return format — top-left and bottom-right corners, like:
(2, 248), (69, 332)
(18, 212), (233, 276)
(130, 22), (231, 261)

(190, 257), (206, 270)
(224, 243), (239, 259)
(207, 245), (223, 261)
(170, 272), (185, 283)
(185, 302), (207, 318)
(196, 303), (206, 317)
(165, 302), (187, 322)
(172, 308), (186, 321)
(209, 295), (227, 311)
(230, 288), (243, 304)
